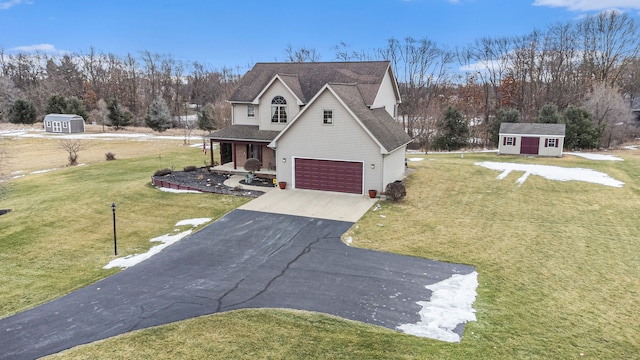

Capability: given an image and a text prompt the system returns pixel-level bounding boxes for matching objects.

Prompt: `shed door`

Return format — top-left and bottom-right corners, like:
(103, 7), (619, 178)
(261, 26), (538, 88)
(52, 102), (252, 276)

(294, 158), (363, 194)
(520, 137), (539, 155)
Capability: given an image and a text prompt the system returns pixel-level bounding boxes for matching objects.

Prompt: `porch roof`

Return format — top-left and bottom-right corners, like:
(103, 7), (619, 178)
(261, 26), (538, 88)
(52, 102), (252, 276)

(207, 125), (280, 143)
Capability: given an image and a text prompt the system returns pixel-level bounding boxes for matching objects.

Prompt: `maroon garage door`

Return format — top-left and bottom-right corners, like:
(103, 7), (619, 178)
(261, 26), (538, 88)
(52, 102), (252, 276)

(520, 137), (540, 155)
(294, 158), (363, 194)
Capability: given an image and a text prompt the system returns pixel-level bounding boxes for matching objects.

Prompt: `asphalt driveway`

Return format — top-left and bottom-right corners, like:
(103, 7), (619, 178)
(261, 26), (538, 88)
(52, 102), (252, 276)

(0, 209), (475, 359)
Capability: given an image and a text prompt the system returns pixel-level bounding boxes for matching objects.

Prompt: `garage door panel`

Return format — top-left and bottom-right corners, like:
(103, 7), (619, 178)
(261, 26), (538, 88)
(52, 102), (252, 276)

(295, 158), (363, 194)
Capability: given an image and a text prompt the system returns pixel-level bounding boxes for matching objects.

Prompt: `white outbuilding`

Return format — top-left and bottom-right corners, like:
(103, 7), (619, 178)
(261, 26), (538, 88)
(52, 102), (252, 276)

(43, 114), (86, 134)
(498, 122), (565, 157)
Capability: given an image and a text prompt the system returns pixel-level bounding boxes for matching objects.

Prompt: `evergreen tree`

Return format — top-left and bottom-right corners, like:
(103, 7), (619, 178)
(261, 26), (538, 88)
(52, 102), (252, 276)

(536, 103), (561, 124)
(432, 106), (469, 151)
(65, 96), (88, 120)
(144, 97), (172, 132)
(490, 108), (520, 146)
(563, 106), (601, 150)
(197, 103), (216, 131)
(107, 99), (131, 130)
(8, 99), (37, 124)
(45, 94), (67, 114)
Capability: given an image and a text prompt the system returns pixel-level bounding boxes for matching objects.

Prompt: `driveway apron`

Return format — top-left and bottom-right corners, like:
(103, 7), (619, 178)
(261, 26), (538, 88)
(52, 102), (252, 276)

(0, 209), (475, 359)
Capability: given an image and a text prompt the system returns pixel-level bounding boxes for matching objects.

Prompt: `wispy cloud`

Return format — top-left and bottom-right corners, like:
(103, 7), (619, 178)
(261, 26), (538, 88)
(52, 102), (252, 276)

(533, 0), (640, 11)
(9, 43), (66, 54)
(0, 0), (32, 10)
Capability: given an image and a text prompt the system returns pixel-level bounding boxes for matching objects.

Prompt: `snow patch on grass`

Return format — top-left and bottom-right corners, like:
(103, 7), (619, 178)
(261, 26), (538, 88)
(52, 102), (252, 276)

(476, 162), (624, 188)
(398, 271), (478, 343)
(565, 152), (623, 161)
(104, 217), (212, 269)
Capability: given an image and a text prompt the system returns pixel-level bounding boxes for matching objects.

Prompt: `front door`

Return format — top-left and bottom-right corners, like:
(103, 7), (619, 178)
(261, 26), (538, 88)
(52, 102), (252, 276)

(246, 144), (262, 162)
(220, 143), (233, 164)
(520, 137), (540, 155)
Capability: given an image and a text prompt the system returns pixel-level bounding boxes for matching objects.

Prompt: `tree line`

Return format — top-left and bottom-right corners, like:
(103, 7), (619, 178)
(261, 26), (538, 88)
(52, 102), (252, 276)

(1, 10), (639, 150)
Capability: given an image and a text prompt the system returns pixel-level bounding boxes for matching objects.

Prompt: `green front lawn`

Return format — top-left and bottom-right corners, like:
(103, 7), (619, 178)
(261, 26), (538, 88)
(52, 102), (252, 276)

(3, 146), (638, 359)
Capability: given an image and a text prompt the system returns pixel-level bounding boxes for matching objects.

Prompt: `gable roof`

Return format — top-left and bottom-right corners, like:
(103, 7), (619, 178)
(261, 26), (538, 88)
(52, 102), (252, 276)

(270, 83), (412, 154)
(229, 61), (396, 106)
(500, 122), (566, 136)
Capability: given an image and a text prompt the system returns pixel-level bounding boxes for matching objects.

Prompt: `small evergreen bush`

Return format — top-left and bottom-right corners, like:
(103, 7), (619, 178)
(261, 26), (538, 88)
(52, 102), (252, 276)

(154, 168), (172, 176)
(385, 181), (407, 202)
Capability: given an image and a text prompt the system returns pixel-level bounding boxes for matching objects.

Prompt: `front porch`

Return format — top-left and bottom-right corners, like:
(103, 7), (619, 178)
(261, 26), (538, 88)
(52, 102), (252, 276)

(211, 161), (276, 179)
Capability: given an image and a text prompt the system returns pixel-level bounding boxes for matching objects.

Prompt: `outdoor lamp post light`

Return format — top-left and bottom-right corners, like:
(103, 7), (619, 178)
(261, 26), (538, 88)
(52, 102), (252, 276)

(111, 203), (117, 256)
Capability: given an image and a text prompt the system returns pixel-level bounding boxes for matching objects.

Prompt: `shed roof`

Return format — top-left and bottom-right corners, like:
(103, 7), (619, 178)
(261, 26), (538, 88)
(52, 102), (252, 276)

(44, 114), (84, 122)
(499, 122), (566, 136)
(229, 61), (395, 106)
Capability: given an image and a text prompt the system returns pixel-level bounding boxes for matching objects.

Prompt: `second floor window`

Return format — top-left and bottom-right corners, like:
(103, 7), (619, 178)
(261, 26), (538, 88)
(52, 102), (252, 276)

(271, 96), (287, 123)
(323, 109), (333, 125)
(247, 105), (255, 117)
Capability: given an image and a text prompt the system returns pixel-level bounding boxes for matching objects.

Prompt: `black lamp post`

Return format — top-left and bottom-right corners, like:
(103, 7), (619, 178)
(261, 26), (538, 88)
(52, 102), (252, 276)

(111, 203), (117, 255)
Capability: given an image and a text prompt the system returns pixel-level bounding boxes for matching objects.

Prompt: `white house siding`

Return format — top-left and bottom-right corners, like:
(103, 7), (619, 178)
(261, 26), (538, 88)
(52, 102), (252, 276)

(497, 135), (520, 155)
(382, 146), (407, 188)
(274, 89), (383, 193)
(258, 80), (300, 132)
(232, 104), (259, 125)
(537, 137), (564, 157)
(372, 69), (398, 117)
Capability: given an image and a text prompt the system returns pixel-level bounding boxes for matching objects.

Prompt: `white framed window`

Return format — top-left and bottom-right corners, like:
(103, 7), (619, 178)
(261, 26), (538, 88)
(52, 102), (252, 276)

(546, 138), (558, 148)
(46, 121), (51, 127)
(323, 109), (333, 125)
(271, 96), (287, 123)
(247, 105), (255, 118)
(62, 122), (68, 128)
(503, 136), (516, 146)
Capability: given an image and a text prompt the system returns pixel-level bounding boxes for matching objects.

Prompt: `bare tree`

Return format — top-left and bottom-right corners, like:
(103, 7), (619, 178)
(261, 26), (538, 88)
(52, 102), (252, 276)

(583, 82), (633, 147)
(578, 11), (640, 86)
(59, 139), (87, 166)
(381, 36), (453, 148)
(284, 44), (320, 62)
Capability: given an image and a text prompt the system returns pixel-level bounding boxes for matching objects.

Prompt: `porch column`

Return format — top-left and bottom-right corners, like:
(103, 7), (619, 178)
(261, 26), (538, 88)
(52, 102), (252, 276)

(232, 143), (237, 169)
(214, 139), (222, 167)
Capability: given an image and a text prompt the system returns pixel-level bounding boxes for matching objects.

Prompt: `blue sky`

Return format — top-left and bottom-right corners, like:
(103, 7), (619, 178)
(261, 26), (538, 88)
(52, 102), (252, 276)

(1, 0), (639, 71)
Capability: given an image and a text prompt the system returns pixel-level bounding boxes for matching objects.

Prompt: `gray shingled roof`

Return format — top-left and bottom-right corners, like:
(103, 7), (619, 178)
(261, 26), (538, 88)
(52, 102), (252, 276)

(323, 83), (412, 153)
(229, 61), (393, 106)
(208, 125), (280, 142)
(499, 122), (566, 136)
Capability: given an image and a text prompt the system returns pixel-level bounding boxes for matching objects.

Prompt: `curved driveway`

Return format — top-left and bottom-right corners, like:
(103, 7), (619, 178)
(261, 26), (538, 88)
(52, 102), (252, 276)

(0, 209), (475, 359)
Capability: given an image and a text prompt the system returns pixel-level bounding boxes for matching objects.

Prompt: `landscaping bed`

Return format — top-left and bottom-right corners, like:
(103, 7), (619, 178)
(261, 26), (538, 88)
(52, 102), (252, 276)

(151, 168), (264, 198)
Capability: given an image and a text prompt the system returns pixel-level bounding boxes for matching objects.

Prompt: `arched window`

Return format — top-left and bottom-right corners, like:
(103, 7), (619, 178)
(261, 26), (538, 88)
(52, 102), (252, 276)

(271, 96), (287, 123)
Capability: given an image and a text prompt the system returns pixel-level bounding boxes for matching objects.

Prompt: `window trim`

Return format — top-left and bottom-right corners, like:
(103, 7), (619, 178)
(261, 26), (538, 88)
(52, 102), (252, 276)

(271, 96), (287, 123)
(323, 109), (333, 125)
(247, 104), (255, 118)
(503, 136), (516, 146)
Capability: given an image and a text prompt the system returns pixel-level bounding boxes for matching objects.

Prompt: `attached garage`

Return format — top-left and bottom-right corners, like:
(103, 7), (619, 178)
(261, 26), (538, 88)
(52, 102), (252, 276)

(294, 158), (363, 194)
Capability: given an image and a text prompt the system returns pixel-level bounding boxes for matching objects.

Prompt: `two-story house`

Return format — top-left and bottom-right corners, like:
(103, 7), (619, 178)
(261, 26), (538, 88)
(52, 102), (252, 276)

(208, 61), (412, 195)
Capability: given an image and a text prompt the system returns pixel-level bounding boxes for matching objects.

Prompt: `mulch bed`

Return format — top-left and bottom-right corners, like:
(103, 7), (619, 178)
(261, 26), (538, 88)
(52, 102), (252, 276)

(151, 168), (265, 198)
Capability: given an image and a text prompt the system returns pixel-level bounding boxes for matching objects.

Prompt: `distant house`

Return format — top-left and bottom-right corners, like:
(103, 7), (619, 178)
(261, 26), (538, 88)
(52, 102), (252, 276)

(208, 61), (412, 195)
(498, 122), (566, 157)
(44, 114), (86, 134)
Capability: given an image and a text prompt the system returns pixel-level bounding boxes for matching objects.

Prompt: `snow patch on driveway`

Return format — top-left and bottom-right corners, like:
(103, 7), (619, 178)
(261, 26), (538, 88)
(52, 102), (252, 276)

(476, 162), (624, 188)
(398, 271), (478, 343)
